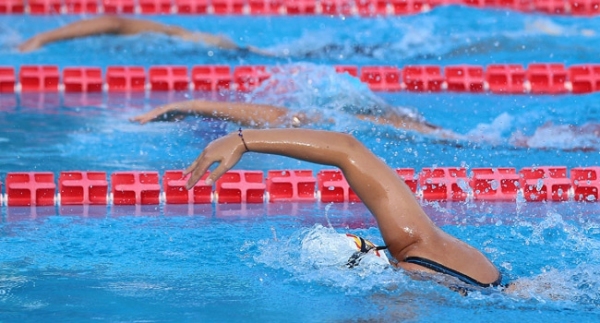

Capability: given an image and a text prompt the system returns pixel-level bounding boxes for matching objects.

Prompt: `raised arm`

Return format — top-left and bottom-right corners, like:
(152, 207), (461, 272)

(18, 16), (242, 52)
(184, 129), (500, 285)
(184, 129), (433, 257)
(130, 100), (308, 127)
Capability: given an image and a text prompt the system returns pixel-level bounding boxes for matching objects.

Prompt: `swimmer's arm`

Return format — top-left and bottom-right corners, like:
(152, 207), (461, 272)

(130, 100), (293, 127)
(19, 16), (241, 52)
(19, 17), (178, 52)
(184, 129), (430, 255)
(356, 113), (459, 139)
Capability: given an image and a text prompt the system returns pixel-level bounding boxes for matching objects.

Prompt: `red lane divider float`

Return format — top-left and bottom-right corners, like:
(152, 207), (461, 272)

(526, 63), (568, 94)
(403, 65), (443, 92)
(63, 67), (103, 92)
(163, 170), (213, 203)
(285, 0), (318, 14)
(65, 0), (101, 13)
(59, 171), (109, 204)
(3, 166), (600, 206)
(102, 0), (136, 14)
(571, 167), (600, 201)
(106, 66), (146, 92)
(139, 0), (173, 14)
(568, 64), (600, 94)
(470, 168), (520, 200)
(192, 65), (231, 91)
(248, 0), (283, 14)
(445, 65), (485, 93)
(28, 0), (62, 14)
(6, 172), (56, 206)
(149, 65), (190, 91)
(215, 170), (266, 203)
(19, 65), (60, 92)
(111, 171), (161, 205)
(419, 167), (469, 201)
(175, 0), (209, 13)
(266, 170), (317, 202)
(0, 0), (25, 13)
(5, 0), (600, 15)
(335, 65), (359, 77)
(0, 66), (15, 93)
(212, 0), (246, 14)
(519, 166), (572, 201)
(6, 63), (600, 95)
(360, 66), (402, 92)
(233, 65), (270, 91)
(486, 64), (526, 94)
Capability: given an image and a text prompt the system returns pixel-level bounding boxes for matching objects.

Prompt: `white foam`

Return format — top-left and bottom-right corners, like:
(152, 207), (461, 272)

(253, 225), (400, 293)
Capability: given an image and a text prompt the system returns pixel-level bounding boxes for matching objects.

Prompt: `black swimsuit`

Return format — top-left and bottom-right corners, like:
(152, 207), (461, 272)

(345, 238), (503, 291)
(404, 256), (503, 288)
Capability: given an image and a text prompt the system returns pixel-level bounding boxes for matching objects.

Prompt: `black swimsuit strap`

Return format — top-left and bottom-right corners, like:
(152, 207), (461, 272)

(404, 256), (502, 288)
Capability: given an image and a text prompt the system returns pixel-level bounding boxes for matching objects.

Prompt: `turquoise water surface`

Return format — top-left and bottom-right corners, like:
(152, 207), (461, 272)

(1, 6), (600, 322)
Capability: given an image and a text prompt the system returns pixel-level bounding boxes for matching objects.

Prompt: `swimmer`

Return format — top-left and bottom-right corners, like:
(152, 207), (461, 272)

(525, 18), (595, 37)
(17, 16), (271, 55)
(129, 99), (455, 137)
(182, 128), (503, 293)
(130, 98), (600, 151)
(510, 121), (600, 151)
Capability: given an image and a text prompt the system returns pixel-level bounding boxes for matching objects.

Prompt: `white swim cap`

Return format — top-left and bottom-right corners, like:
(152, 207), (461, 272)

(345, 233), (389, 268)
(299, 225), (389, 269)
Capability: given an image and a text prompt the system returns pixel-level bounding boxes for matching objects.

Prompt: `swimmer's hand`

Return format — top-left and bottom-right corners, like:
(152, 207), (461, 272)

(183, 132), (246, 189)
(181, 32), (276, 56)
(130, 101), (197, 124)
(18, 36), (44, 53)
(246, 45), (278, 57)
(180, 32), (239, 50)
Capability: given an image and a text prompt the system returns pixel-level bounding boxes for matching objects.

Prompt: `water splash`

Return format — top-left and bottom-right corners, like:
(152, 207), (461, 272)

(506, 265), (600, 308)
(0, 25), (23, 53)
(253, 224), (401, 294)
(465, 112), (514, 146)
(242, 63), (426, 132)
(510, 122), (600, 151)
(462, 112), (600, 151)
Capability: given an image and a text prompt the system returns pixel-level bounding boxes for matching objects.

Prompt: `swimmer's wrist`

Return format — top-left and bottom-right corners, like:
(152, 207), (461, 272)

(237, 128), (250, 152)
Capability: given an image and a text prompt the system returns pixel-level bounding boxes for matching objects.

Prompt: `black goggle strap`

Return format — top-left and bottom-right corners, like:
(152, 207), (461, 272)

(346, 237), (388, 268)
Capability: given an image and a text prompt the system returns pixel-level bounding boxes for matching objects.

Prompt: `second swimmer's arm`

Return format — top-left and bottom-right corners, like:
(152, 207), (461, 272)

(18, 17), (240, 52)
(19, 17), (153, 52)
(130, 100), (293, 127)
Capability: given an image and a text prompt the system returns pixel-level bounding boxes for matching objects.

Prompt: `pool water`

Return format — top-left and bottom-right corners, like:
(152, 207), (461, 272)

(2, 202), (600, 322)
(1, 6), (600, 322)
(2, 7), (600, 67)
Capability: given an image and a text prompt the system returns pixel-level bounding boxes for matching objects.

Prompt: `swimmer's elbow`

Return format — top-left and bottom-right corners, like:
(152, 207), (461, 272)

(93, 16), (128, 34)
(338, 132), (361, 150)
(336, 133), (369, 163)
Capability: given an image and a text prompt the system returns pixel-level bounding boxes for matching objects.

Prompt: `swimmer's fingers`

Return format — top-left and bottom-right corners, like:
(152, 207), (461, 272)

(247, 46), (277, 57)
(18, 37), (43, 53)
(184, 134), (245, 189)
(129, 113), (152, 124)
(184, 153), (233, 189)
(129, 108), (165, 124)
(129, 104), (176, 124)
(184, 151), (215, 189)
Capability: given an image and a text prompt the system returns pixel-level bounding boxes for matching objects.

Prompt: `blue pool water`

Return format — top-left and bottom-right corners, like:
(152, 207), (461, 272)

(1, 7), (600, 322)
(2, 7), (600, 67)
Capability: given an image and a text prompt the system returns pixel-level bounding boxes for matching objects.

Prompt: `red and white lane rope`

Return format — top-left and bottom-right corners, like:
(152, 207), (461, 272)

(0, 0), (597, 17)
(1, 63), (600, 95)
(1, 166), (599, 206)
